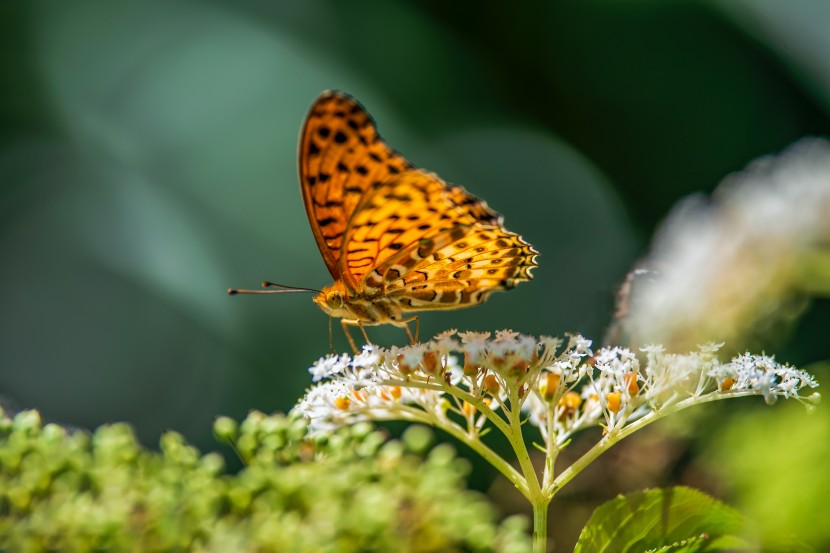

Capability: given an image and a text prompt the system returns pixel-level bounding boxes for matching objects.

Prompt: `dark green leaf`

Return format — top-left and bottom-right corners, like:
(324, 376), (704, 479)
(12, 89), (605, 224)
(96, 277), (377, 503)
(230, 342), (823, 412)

(574, 486), (752, 553)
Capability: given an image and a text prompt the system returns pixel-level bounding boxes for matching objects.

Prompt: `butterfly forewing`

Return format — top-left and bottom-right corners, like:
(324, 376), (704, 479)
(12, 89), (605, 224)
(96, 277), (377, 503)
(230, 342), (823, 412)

(299, 92), (412, 280)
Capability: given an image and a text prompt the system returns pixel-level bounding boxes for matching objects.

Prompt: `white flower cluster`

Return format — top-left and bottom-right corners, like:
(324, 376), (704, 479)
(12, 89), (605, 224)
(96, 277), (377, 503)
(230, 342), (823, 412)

(709, 352), (819, 404)
(293, 331), (819, 444)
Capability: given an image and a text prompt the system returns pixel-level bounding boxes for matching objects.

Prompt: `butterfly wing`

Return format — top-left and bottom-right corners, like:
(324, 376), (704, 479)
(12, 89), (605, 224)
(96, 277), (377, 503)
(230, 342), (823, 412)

(384, 229), (538, 310)
(299, 91), (412, 282)
(340, 169), (496, 283)
(341, 169), (537, 307)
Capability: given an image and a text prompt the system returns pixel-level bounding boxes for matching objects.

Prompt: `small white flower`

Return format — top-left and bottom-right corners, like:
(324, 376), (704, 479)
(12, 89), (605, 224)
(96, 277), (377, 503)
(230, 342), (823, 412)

(698, 342), (725, 355)
(516, 335), (538, 360)
(352, 345), (381, 369)
(308, 354), (350, 382)
(490, 331), (536, 363)
(561, 335), (593, 373)
(458, 331), (491, 344)
(458, 331), (491, 364)
(432, 331), (460, 356)
(434, 329), (458, 340)
(640, 344), (665, 355)
(394, 343), (427, 371)
(594, 347), (638, 377)
(570, 334), (593, 356)
(494, 329), (520, 343)
(539, 335), (563, 352)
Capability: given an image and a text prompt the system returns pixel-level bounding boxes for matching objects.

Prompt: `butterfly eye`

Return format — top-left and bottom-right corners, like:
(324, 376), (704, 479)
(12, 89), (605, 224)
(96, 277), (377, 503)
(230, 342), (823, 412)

(326, 291), (344, 310)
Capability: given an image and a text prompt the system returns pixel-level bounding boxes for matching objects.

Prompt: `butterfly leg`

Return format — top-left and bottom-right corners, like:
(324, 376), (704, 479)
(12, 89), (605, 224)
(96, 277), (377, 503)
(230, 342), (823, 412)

(400, 316), (419, 345)
(341, 319), (373, 355)
(357, 321), (372, 346)
(340, 320), (361, 355)
(328, 316), (336, 354)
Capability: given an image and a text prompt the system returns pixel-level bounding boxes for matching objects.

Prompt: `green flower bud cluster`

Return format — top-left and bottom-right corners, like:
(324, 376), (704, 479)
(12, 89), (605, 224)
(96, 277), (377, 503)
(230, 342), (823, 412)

(0, 407), (529, 552)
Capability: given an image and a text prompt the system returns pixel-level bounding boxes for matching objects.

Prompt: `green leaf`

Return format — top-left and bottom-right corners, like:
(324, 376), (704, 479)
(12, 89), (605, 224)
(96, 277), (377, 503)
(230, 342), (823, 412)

(574, 486), (753, 553)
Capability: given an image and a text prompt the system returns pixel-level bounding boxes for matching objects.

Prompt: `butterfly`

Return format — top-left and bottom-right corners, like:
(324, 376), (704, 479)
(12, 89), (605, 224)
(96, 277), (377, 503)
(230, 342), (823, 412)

(230, 91), (538, 353)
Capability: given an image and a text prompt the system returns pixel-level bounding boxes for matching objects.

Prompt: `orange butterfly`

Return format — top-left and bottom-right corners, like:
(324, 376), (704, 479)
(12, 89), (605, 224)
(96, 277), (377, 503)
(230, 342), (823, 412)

(231, 91), (538, 352)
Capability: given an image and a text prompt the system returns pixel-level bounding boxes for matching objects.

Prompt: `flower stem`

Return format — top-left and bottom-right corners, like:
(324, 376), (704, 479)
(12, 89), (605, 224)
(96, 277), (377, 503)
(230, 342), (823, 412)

(532, 497), (550, 553)
(506, 391), (542, 500)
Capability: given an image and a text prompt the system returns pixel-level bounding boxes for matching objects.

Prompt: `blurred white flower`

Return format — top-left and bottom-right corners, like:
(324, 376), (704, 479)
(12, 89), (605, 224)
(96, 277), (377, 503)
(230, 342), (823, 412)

(614, 139), (830, 352)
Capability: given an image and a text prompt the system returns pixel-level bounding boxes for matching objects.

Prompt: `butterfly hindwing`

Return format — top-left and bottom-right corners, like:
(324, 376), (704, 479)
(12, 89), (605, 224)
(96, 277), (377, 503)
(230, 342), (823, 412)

(299, 91), (412, 280)
(385, 227), (538, 310)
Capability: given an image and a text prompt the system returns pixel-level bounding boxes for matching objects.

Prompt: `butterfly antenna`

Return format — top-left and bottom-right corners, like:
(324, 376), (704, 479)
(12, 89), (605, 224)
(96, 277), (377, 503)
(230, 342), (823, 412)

(228, 281), (322, 295)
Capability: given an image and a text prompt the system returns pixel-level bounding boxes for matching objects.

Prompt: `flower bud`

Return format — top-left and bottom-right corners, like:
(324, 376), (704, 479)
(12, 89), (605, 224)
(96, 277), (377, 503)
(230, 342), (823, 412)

(606, 391), (622, 413)
(720, 377), (735, 391)
(540, 373), (561, 401)
(463, 401), (476, 416)
(213, 416), (239, 442)
(624, 372), (640, 395)
(422, 350), (439, 374)
(511, 358), (529, 375)
(483, 374), (500, 395)
(397, 354), (414, 375)
(463, 352), (480, 376)
(556, 392), (582, 420)
(557, 392), (582, 412)
(379, 386), (402, 400)
(333, 396), (351, 410)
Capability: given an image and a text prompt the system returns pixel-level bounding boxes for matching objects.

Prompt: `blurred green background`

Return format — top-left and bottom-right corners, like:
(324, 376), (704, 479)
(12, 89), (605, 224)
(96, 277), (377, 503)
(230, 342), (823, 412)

(2, 0), (829, 549)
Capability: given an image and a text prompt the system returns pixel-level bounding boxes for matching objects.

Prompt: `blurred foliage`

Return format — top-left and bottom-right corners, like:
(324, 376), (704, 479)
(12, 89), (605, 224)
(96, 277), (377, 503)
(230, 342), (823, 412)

(2, 0), (830, 550)
(702, 378), (830, 550)
(0, 408), (530, 552)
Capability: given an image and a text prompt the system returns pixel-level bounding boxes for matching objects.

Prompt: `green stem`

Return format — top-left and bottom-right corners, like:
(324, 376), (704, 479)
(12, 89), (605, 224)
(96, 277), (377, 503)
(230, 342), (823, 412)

(386, 377), (515, 439)
(506, 395), (542, 501)
(502, 388), (549, 549)
(532, 497), (550, 553)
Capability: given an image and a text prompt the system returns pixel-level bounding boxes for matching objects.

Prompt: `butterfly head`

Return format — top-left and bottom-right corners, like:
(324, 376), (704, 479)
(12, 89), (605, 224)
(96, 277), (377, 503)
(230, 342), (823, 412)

(313, 281), (352, 319)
